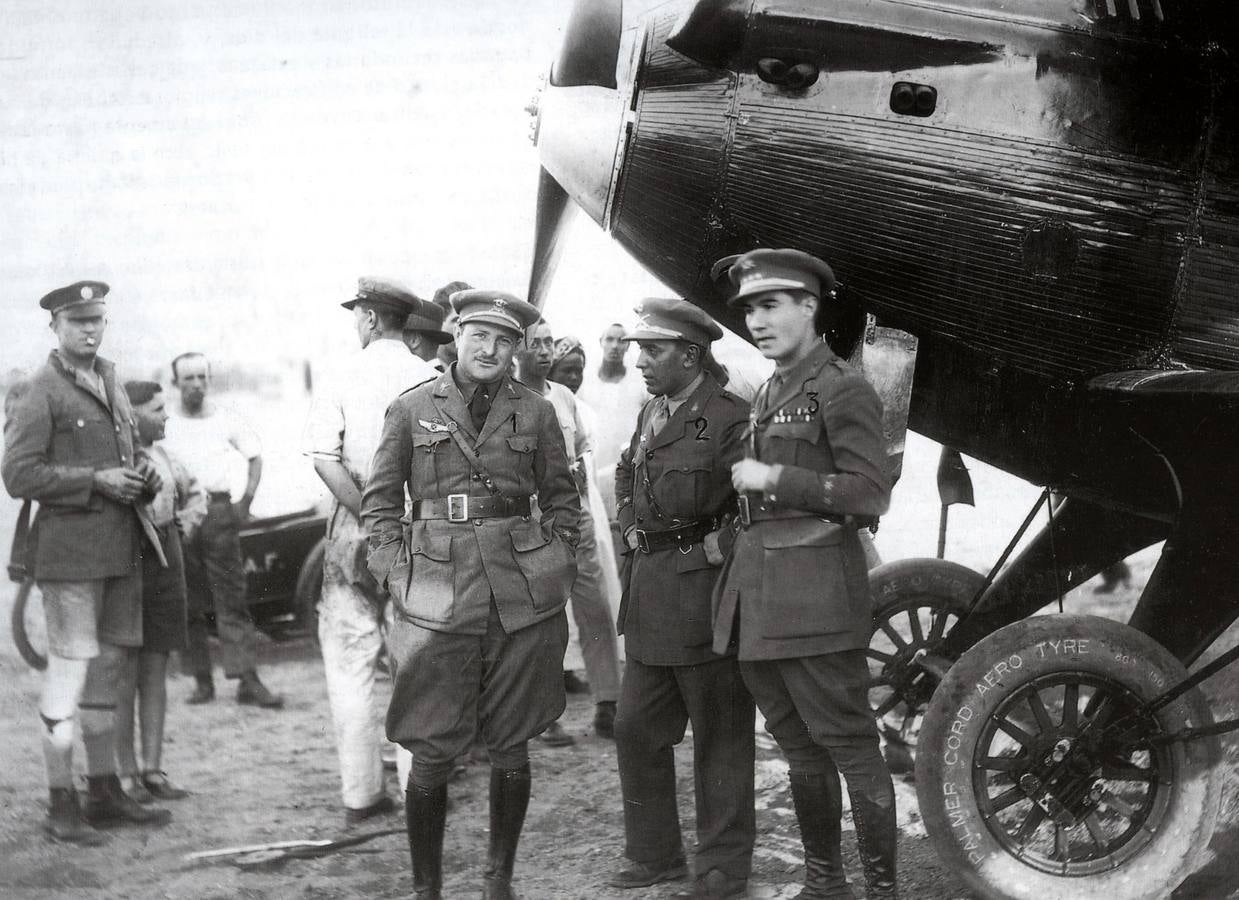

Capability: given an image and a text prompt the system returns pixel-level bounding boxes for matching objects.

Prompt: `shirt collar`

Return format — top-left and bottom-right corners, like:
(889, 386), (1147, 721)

(664, 371), (705, 411)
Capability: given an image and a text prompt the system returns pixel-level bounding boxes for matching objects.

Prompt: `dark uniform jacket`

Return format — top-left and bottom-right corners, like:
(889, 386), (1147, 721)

(712, 342), (890, 660)
(2, 352), (142, 581)
(362, 368), (580, 636)
(616, 374), (748, 665)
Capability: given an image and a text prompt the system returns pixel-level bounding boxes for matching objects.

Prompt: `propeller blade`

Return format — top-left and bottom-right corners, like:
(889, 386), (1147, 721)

(551, 0), (622, 88)
(527, 167), (575, 309)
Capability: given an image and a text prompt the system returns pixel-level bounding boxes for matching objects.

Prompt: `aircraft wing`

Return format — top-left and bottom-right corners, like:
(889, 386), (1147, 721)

(665, 0), (1233, 74)
(666, 0), (1005, 73)
(1089, 369), (1239, 399)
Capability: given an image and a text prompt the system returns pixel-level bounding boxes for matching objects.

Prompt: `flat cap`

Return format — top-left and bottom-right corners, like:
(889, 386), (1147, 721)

(40, 280), (109, 313)
(623, 296), (724, 346)
(432, 280), (473, 312)
(450, 290), (540, 336)
(341, 276), (422, 314)
(723, 249), (836, 305)
(402, 298), (453, 345)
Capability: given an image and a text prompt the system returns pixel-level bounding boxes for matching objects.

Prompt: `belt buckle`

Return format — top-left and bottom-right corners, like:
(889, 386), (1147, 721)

(635, 529), (651, 554)
(447, 494), (469, 523)
(737, 495), (751, 527)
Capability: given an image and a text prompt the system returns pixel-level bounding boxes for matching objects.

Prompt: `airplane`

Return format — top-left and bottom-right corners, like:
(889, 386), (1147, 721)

(526, 1), (1239, 898)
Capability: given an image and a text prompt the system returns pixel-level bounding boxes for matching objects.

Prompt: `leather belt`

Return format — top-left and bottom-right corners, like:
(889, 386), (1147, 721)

(737, 496), (869, 528)
(635, 517), (717, 553)
(411, 494), (531, 523)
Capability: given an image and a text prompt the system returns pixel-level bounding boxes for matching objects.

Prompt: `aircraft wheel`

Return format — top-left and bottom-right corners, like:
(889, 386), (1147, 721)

(867, 558), (983, 768)
(915, 614), (1221, 900)
(11, 578), (48, 671)
(292, 537), (325, 643)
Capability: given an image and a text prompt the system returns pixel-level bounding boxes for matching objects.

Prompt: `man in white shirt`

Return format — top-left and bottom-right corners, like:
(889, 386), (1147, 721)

(515, 319), (621, 744)
(164, 352), (282, 709)
(577, 324), (650, 531)
(304, 277), (446, 825)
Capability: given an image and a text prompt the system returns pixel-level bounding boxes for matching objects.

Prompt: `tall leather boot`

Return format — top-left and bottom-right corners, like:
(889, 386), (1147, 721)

(406, 781), (448, 899)
(45, 788), (106, 846)
(788, 771), (854, 900)
(83, 774), (172, 827)
(482, 764), (531, 900)
(848, 788), (898, 898)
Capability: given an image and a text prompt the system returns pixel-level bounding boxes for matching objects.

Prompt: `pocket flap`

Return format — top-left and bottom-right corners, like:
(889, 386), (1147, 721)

(761, 517), (844, 549)
(510, 521), (552, 552)
(667, 461), (711, 474)
(506, 435), (536, 453)
(412, 433), (450, 448)
(410, 533), (452, 562)
(766, 420), (820, 442)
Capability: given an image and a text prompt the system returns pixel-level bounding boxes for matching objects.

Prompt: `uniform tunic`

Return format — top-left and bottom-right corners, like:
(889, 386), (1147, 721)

(712, 342), (890, 661)
(714, 340), (893, 789)
(612, 373), (756, 878)
(3, 352), (144, 582)
(362, 367), (580, 775)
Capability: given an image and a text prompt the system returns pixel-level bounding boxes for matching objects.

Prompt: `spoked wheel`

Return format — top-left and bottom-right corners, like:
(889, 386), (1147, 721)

(11, 578), (48, 670)
(867, 559), (984, 766)
(917, 614), (1221, 900)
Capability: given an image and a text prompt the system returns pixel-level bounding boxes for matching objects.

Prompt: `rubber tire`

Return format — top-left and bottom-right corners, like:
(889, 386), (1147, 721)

(11, 578), (48, 671)
(867, 558), (985, 702)
(868, 557), (984, 637)
(292, 537), (325, 642)
(915, 614), (1221, 900)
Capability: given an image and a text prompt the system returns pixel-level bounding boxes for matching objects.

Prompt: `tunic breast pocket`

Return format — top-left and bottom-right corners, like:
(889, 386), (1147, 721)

(411, 433), (451, 482)
(71, 412), (121, 464)
(763, 419), (823, 468)
(654, 459), (712, 516)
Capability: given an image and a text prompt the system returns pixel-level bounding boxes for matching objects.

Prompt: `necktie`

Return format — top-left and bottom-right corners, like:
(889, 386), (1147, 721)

(468, 383), (492, 433)
(758, 373), (785, 419)
(647, 395), (669, 439)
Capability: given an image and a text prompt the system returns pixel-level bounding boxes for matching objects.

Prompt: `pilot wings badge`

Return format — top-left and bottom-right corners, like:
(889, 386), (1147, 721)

(418, 418), (454, 433)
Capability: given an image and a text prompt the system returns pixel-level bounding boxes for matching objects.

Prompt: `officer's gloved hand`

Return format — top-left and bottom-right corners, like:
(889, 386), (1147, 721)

(703, 529), (725, 566)
(624, 527), (639, 552)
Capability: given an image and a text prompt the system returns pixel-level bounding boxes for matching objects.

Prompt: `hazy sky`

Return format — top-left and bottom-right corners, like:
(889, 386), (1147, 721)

(1, 0), (712, 378)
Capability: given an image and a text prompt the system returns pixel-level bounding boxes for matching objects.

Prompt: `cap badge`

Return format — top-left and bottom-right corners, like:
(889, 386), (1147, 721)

(80, 285), (95, 300)
(493, 298), (508, 310)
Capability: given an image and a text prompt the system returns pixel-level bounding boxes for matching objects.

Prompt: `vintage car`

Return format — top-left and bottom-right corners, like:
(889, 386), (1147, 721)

(9, 506), (326, 671)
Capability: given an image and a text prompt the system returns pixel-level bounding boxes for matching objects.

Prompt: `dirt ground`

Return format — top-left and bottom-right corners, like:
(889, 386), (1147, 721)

(0, 598), (1235, 899)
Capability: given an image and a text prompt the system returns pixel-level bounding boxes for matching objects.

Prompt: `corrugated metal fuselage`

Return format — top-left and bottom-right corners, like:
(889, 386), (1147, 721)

(604, 1), (1239, 518)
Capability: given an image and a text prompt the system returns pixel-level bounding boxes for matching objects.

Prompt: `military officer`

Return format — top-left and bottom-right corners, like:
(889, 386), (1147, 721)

(2, 281), (171, 844)
(361, 289), (580, 900)
(610, 297), (755, 900)
(714, 250), (898, 899)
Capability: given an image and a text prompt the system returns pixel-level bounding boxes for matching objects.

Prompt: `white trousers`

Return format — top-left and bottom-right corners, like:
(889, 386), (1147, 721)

(319, 530), (410, 809)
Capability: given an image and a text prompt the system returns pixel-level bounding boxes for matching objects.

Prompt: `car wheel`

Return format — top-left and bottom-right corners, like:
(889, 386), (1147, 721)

(293, 537), (325, 642)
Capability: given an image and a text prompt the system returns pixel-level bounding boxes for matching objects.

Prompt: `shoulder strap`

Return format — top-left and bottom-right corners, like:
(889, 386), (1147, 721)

(443, 420), (503, 495)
